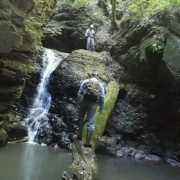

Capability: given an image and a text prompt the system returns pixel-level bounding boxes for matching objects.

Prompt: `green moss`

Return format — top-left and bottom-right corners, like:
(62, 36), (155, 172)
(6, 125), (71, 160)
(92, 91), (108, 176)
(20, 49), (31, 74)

(24, 0), (57, 47)
(69, 50), (111, 82)
(0, 59), (35, 76)
(24, 18), (43, 47)
(82, 81), (119, 150)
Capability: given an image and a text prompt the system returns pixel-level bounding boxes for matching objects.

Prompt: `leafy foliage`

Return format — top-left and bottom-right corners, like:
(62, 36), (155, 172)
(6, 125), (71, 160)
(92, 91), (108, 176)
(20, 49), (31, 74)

(126, 0), (180, 18)
(149, 43), (164, 54)
(61, 0), (92, 8)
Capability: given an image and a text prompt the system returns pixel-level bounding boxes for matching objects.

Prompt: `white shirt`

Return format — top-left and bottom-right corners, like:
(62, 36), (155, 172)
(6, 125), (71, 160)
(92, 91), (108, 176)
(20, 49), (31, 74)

(85, 28), (95, 38)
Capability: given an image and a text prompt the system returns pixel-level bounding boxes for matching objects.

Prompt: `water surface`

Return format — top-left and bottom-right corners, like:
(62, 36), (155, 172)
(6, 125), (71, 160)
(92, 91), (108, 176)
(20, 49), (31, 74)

(0, 143), (180, 180)
(0, 143), (71, 180)
(97, 155), (180, 180)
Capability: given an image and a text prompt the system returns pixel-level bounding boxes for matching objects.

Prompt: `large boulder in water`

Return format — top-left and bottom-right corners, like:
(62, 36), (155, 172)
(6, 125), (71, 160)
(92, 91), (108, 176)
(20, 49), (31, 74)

(33, 49), (121, 149)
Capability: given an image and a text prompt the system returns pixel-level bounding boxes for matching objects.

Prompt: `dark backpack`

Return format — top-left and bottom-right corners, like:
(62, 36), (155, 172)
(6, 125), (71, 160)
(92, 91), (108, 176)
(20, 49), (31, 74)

(83, 79), (101, 102)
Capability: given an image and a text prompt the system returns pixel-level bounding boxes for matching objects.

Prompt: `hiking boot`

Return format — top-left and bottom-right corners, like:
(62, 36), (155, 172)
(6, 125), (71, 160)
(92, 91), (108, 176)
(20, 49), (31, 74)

(91, 46), (95, 51)
(84, 130), (93, 148)
(86, 46), (90, 51)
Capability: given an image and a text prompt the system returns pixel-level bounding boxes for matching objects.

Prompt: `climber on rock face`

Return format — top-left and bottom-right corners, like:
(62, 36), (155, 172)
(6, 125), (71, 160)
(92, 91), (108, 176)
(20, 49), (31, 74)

(85, 24), (96, 51)
(76, 71), (105, 148)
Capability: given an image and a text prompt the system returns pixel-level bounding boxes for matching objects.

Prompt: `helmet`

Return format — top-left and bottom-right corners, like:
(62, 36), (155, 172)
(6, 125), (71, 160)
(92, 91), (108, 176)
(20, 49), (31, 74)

(90, 24), (93, 28)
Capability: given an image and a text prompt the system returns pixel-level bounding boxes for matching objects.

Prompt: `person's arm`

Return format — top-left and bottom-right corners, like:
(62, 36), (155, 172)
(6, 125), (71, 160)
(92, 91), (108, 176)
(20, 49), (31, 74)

(99, 83), (105, 114)
(85, 29), (89, 37)
(78, 79), (88, 95)
(77, 79), (88, 107)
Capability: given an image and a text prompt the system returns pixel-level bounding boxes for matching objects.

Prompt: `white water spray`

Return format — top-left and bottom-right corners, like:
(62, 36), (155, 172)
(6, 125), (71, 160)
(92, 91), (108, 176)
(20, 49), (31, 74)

(25, 49), (62, 142)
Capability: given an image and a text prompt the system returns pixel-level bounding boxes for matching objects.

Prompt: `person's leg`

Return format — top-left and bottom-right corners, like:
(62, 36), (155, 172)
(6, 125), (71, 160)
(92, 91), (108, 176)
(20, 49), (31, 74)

(91, 38), (95, 51)
(77, 98), (88, 140)
(84, 102), (98, 147)
(86, 37), (90, 50)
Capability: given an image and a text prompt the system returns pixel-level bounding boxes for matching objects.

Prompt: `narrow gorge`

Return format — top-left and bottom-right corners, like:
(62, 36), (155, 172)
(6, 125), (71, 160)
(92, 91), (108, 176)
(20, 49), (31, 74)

(1, 0), (180, 180)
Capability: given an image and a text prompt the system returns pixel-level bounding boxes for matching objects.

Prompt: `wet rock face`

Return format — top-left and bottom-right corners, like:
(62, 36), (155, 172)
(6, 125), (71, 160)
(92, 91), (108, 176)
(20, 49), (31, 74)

(0, 0), (57, 53)
(0, 0), (57, 140)
(0, 0), (35, 53)
(104, 79), (180, 162)
(0, 52), (35, 135)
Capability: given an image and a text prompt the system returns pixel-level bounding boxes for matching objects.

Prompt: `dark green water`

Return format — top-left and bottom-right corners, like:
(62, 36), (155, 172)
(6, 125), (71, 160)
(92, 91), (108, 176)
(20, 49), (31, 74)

(97, 155), (180, 180)
(0, 143), (180, 180)
(0, 143), (72, 180)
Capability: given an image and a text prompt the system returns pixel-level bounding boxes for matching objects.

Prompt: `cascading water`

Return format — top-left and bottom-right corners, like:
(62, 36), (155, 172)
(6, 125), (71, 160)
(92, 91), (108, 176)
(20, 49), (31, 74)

(25, 49), (62, 142)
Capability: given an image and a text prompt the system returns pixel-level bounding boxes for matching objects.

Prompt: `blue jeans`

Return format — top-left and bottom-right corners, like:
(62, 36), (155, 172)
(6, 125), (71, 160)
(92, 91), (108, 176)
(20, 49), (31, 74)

(78, 97), (98, 130)
(87, 37), (95, 47)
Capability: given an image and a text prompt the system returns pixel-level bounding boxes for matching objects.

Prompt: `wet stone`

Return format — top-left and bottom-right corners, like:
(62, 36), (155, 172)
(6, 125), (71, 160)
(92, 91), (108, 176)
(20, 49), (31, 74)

(145, 155), (161, 161)
(135, 153), (145, 159)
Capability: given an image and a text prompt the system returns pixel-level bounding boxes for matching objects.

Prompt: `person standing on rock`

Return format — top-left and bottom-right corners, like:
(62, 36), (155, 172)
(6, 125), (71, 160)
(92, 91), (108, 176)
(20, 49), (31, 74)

(85, 24), (96, 51)
(77, 71), (105, 148)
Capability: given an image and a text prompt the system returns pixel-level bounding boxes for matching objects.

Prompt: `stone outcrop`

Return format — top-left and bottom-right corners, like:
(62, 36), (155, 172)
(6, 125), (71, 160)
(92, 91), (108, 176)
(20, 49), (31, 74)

(0, 0), (57, 53)
(0, 0), (35, 53)
(0, 52), (35, 133)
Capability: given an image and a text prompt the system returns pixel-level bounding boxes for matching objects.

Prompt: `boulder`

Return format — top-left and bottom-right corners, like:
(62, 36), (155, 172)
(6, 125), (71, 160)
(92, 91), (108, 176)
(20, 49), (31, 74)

(30, 48), (120, 148)
(95, 136), (117, 155)
(158, 33), (180, 89)
(9, 0), (34, 13)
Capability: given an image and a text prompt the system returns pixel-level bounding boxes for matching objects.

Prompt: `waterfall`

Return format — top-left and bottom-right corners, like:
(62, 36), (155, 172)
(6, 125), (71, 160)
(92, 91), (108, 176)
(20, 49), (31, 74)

(25, 49), (62, 143)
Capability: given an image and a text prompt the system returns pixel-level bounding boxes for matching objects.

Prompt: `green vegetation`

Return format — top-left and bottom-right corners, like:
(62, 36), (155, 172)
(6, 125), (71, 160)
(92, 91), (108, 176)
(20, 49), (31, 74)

(149, 43), (164, 54)
(126, 0), (180, 18)
(61, 0), (93, 8)
(24, 0), (57, 47)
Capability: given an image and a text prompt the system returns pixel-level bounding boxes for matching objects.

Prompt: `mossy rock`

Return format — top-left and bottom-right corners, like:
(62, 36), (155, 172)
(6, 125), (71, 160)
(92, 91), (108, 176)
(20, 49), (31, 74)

(68, 49), (117, 83)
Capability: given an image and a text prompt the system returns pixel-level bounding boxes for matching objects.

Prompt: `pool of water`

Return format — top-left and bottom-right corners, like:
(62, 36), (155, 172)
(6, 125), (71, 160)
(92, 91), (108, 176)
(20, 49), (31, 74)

(0, 143), (72, 180)
(97, 155), (180, 180)
(0, 143), (180, 180)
